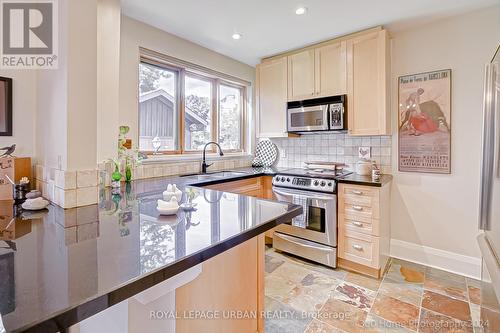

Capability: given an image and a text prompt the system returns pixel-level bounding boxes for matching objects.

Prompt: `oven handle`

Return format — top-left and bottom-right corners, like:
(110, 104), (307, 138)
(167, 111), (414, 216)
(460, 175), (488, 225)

(272, 188), (336, 201)
(276, 233), (334, 252)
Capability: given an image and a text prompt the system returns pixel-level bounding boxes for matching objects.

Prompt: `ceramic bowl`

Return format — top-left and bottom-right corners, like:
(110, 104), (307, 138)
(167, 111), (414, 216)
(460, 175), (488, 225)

(163, 191), (183, 202)
(157, 205), (179, 215)
(21, 198), (50, 211)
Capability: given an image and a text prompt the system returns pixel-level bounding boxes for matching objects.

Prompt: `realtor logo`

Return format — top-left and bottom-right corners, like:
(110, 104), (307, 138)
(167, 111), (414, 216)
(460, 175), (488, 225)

(1, 0), (58, 69)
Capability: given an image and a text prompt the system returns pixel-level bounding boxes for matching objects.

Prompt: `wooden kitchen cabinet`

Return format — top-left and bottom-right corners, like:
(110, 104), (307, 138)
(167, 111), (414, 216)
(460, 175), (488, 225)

(256, 57), (289, 138)
(287, 49), (315, 101)
(315, 42), (347, 97)
(338, 182), (391, 278)
(346, 30), (391, 136)
(287, 44), (347, 101)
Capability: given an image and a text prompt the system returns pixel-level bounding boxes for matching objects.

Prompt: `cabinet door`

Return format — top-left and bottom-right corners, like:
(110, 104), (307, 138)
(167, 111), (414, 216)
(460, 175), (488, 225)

(315, 42), (347, 97)
(346, 30), (390, 136)
(287, 49), (315, 101)
(257, 58), (288, 138)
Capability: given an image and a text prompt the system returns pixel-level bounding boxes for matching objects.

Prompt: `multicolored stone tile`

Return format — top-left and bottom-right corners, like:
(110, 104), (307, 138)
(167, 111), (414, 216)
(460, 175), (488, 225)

(304, 319), (343, 333)
(332, 281), (377, 311)
(385, 260), (425, 284)
(378, 277), (423, 306)
(281, 272), (339, 313)
(424, 274), (468, 301)
(319, 298), (375, 333)
(425, 267), (466, 284)
(265, 296), (312, 333)
(467, 286), (480, 305)
(265, 273), (295, 302)
(364, 313), (416, 333)
(418, 308), (473, 333)
(272, 262), (315, 284)
(265, 254), (285, 274)
(422, 290), (472, 322)
(370, 294), (420, 331)
(345, 272), (382, 291)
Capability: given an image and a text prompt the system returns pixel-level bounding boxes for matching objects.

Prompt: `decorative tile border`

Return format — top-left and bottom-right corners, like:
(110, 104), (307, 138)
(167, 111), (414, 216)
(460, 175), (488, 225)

(36, 165), (99, 209)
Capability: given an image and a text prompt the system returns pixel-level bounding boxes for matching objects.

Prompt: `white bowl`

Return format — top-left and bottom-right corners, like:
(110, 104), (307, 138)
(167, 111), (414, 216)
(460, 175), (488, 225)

(163, 191), (182, 202)
(157, 205), (179, 215)
(22, 198), (50, 211)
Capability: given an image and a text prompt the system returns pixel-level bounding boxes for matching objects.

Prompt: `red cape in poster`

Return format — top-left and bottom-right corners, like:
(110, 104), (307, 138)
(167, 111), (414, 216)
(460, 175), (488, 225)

(398, 69), (451, 174)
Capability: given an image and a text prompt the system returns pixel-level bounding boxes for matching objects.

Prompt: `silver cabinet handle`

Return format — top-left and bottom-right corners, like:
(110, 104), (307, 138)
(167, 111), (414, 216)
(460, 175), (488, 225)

(352, 244), (363, 251)
(352, 205), (364, 211)
(352, 221), (363, 227)
(352, 190), (363, 195)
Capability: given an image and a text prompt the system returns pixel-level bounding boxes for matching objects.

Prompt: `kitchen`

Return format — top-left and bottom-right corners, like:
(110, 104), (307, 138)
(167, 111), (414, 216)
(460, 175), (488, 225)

(0, 0), (499, 332)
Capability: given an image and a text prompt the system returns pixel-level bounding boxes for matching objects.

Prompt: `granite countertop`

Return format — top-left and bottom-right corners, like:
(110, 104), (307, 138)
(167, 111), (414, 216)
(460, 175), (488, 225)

(0, 171), (301, 333)
(335, 173), (393, 187)
(0, 166), (391, 332)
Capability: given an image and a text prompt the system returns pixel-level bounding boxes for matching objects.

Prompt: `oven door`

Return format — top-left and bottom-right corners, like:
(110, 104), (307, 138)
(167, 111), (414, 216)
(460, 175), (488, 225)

(287, 105), (329, 132)
(272, 187), (337, 247)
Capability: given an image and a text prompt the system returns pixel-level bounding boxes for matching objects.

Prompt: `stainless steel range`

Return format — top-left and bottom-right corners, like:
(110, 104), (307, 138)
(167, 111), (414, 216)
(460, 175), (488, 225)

(271, 168), (351, 268)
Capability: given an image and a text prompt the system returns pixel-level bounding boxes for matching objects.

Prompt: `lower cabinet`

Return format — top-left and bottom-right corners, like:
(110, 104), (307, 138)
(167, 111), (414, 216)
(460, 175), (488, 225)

(176, 235), (265, 333)
(338, 182), (391, 278)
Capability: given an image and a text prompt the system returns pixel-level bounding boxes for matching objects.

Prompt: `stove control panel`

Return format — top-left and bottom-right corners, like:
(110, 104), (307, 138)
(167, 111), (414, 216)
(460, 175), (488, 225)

(272, 175), (336, 193)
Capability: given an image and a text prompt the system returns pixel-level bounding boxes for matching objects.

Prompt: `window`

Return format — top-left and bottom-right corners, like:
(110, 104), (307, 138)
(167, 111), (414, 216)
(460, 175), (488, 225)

(138, 57), (246, 155)
(138, 62), (179, 152)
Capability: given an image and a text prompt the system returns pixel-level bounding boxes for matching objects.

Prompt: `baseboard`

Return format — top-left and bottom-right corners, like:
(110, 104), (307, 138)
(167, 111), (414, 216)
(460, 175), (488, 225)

(390, 239), (481, 279)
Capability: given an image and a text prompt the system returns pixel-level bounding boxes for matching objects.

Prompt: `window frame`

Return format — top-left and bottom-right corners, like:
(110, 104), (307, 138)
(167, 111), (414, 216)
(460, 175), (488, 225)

(138, 54), (247, 156)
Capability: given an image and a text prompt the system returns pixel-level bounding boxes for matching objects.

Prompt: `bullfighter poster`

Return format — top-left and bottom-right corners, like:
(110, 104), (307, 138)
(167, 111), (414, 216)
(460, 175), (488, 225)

(398, 69), (451, 174)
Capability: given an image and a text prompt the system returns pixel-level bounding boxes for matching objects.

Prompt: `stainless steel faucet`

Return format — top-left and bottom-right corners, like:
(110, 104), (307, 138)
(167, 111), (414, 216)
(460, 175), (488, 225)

(201, 141), (224, 173)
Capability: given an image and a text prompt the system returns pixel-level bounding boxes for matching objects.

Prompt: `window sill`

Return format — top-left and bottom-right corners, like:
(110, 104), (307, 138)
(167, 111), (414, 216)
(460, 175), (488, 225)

(141, 152), (253, 165)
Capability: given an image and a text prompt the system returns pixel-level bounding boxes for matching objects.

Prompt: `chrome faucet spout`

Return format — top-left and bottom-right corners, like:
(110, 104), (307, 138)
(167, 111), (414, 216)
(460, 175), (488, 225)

(201, 141), (224, 173)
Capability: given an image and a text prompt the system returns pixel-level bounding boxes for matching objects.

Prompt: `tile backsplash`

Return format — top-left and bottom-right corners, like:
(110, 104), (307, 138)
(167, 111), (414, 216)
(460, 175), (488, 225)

(270, 133), (392, 174)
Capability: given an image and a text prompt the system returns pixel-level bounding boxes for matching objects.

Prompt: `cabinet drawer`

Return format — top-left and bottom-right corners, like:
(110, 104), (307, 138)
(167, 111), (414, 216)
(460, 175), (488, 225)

(343, 193), (376, 208)
(341, 219), (373, 235)
(338, 230), (379, 268)
(342, 185), (379, 198)
(344, 203), (378, 220)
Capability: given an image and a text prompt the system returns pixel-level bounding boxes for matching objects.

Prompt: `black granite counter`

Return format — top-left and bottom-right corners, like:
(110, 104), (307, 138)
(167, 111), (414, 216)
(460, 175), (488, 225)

(336, 173), (393, 187)
(0, 173), (301, 333)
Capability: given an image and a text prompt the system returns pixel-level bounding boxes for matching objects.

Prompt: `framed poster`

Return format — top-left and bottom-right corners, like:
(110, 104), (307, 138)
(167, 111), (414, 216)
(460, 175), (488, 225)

(0, 77), (13, 136)
(398, 69), (451, 174)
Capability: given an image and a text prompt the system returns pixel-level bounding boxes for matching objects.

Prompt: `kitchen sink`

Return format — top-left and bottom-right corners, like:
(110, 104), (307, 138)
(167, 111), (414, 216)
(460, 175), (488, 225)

(180, 170), (248, 179)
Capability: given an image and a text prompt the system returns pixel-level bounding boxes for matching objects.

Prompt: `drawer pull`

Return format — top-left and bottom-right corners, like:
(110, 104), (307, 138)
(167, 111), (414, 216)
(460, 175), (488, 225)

(352, 190), (364, 195)
(352, 221), (363, 227)
(352, 244), (364, 251)
(352, 205), (364, 211)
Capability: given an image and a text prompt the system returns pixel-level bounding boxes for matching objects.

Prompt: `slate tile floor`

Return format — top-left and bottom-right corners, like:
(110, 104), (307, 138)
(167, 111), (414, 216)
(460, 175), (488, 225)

(264, 247), (482, 333)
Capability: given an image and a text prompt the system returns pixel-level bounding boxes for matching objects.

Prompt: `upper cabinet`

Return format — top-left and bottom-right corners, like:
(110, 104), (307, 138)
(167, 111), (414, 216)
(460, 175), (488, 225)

(256, 57), (289, 138)
(256, 27), (391, 138)
(346, 30), (390, 136)
(287, 43), (347, 101)
(287, 50), (315, 101)
(315, 42), (347, 98)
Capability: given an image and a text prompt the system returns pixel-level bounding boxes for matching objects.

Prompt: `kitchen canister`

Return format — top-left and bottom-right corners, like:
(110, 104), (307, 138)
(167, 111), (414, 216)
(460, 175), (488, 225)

(355, 159), (372, 176)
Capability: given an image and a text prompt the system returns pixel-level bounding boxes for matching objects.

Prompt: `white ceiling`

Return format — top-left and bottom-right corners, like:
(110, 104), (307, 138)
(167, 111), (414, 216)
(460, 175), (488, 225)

(121, 0), (499, 66)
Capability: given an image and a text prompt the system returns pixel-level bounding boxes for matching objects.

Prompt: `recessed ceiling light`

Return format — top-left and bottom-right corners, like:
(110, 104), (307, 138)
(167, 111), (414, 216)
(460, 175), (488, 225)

(232, 33), (242, 40)
(295, 7), (307, 15)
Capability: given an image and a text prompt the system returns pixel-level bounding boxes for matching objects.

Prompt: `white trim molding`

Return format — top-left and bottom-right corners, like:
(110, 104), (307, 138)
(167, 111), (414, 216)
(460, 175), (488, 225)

(390, 239), (482, 279)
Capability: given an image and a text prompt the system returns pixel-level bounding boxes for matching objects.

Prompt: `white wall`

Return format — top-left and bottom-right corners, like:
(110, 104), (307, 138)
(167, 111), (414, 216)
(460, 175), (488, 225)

(119, 15), (256, 152)
(390, 6), (500, 260)
(0, 70), (36, 157)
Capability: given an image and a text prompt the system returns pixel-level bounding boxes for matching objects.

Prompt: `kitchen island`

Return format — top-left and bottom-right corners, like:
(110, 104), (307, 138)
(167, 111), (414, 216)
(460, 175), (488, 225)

(0, 173), (302, 333)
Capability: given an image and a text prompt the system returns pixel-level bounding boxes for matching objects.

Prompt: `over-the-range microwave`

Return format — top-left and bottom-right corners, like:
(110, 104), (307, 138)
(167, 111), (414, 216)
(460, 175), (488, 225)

(287, 95), (346, 133)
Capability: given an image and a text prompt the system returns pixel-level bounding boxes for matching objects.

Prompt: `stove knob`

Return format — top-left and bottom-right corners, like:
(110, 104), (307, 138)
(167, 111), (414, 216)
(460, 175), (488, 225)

(286, 178), (290, 182)
(328, 182), (333, 187)
(281, 177), (286, 182)
(320, 181), (326, 187)
(313, 180), (319, 186)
